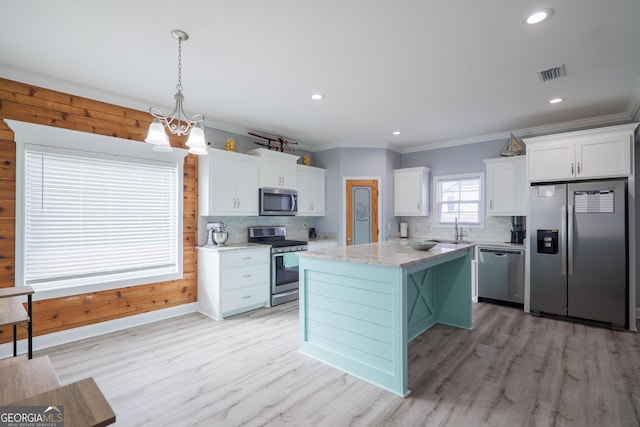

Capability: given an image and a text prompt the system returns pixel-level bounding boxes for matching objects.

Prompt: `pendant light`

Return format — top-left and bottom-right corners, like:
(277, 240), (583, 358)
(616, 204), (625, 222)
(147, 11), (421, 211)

(145, 30), (207, 155)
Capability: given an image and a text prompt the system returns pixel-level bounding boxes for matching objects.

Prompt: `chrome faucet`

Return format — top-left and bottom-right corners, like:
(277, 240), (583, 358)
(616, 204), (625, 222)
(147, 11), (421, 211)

(454, 217), (463, 242)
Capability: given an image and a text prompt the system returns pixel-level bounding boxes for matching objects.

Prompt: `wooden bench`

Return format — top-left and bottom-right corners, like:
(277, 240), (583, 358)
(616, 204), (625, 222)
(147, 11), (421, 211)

(0, 355), (115, 426)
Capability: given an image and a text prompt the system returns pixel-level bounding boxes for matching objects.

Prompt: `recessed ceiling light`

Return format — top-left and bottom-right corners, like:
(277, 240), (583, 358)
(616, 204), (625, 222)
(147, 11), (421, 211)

(311, 93), (325, 101)
(548, 97), (565, 104)
(392, 131), (402, 135)
(524, 8), (554, 25)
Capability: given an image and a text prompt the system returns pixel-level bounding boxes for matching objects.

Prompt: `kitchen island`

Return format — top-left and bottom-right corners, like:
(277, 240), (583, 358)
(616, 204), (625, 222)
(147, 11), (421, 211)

(297, 240), (473, 397)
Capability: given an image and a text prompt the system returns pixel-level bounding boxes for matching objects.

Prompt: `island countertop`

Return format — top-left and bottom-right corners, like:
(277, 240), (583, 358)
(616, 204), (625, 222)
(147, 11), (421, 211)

(297, 239), (472, 268)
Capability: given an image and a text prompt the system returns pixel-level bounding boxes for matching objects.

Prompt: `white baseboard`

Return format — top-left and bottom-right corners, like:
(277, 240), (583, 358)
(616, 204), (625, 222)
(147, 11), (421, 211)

(0, 302), (198, 359)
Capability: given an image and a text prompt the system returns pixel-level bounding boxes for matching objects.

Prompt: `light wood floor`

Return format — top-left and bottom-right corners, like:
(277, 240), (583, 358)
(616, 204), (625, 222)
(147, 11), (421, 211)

(40, 302), (640, 427)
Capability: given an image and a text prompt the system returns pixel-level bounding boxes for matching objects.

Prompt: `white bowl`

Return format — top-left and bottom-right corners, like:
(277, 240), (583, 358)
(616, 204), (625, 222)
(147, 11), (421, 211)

(408, 240), (438, 251)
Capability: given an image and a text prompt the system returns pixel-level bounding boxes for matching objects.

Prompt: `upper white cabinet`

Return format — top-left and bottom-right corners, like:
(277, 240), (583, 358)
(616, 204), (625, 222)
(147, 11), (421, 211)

(525, 124), (638, 183)
(199, 148), (260, 216)
(247, 148), (299, 189)
(297, 165), (326, 216)
(394, 167), (430, 216)
(484, 156), (527, 216)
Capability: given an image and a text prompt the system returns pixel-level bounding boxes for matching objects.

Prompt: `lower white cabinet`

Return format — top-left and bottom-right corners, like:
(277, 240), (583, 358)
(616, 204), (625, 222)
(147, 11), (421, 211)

(198, 247), (270, 320)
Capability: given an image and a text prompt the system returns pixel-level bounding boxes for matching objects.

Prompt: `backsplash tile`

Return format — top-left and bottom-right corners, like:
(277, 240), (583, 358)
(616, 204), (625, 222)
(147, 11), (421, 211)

(397, 216), (513, 243)
(198, 216), (318, 245)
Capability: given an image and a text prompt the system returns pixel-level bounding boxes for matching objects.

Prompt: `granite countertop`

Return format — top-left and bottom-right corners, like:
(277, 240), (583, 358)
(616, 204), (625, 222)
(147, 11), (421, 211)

(396, 238), (525, 250)
(197, 242), (270, 252)
(473, 241), (525, 249)
(298, 240), (473, 268)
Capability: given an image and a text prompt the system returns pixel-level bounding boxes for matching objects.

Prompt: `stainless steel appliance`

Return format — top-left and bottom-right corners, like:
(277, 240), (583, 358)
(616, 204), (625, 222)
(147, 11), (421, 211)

(478, 247), (524, 306)
(529, 179), (627, 328)
(259, 188), (298, 216)
(248, 226), (307, 305)
(510, 216), (526, 244)
(205, 222), (228, 246)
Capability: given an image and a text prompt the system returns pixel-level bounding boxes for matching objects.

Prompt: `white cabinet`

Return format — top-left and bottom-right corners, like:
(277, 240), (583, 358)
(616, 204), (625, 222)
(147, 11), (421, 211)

(525, 124), (637, 183)
(297, 165), (326, 216)
(197, 247), (270, 320)
(394, 167), (430, 216)
(484, 156), (527, 216)
(247, 148), (299, 189)
(199, 149), (260, 216)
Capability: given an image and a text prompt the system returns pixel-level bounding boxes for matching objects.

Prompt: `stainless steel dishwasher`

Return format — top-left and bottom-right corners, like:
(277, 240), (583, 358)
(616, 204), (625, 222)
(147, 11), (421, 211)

(478, 247), (525, 305)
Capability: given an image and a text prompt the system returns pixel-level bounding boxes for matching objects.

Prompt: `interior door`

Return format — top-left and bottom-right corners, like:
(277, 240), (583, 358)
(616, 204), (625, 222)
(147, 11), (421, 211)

(345, 180), (379, 246)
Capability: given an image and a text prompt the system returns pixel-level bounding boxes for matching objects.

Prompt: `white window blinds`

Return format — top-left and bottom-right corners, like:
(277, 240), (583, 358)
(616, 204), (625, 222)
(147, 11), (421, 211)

(24, 149), (179, 290)
(436, 175), (483, 225)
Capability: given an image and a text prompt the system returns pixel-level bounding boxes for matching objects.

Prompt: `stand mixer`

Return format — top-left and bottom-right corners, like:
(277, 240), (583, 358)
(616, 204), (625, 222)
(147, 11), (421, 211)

(206, 222), (229, 246)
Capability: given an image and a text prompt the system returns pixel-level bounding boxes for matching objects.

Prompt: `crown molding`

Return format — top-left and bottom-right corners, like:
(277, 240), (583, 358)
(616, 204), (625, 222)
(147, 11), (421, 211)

(399, 111), (634, 154)
(0, 64), (251, 137)
(3, 65), (639, 155)
(627, 76), (640, 121)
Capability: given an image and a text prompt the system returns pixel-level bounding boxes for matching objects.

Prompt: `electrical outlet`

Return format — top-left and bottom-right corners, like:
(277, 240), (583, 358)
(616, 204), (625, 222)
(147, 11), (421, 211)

(303, 223), (308, 230)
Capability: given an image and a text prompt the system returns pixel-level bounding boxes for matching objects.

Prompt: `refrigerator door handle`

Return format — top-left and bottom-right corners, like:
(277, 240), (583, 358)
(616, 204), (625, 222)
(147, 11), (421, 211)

(568, 204), (574, 276)
(561, 204), (567, 276)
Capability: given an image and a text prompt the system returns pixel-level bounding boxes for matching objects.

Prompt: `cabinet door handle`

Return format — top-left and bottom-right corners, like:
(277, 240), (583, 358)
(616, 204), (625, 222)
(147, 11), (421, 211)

(571, 163), (574, 175)
(577, 162), (581, 174)
(237, 198), (240, 208)
(490, 200), (493, 209)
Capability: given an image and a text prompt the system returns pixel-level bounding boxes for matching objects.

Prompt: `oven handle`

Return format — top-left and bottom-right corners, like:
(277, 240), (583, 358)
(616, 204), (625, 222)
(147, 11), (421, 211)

(291, 194), (296, 212)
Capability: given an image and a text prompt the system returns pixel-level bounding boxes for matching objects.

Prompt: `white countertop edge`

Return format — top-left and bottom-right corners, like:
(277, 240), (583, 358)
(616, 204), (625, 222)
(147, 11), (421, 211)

(298, 240), (473, 268)
(197, 243), (270, 252)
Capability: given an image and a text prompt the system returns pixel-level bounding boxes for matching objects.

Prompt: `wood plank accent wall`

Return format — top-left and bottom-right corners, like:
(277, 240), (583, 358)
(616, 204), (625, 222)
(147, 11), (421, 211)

(0, 78), (197, 343)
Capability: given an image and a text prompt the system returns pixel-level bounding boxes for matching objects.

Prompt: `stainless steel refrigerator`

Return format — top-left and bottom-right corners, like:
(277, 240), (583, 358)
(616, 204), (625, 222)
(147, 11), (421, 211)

(529, 179), (627, 328)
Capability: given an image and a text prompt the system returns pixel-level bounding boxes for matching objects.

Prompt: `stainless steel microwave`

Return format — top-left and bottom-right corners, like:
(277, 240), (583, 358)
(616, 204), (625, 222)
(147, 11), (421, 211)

(259, 187), (298, 216)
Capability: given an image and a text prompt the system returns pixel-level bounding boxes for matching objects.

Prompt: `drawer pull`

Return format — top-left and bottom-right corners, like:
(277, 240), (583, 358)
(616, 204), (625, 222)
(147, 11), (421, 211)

(242, 274), (252, 278)
(242, 295), (252, 299)
(242, 257), (253, 260)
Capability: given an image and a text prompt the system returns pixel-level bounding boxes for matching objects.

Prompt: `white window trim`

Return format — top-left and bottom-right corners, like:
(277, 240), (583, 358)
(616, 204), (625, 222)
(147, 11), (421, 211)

(432, 172), (485, 229)
(7, 119), (188, 301)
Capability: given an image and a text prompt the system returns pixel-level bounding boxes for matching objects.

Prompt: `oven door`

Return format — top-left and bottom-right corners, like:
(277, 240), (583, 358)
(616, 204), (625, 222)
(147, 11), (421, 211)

(271, 252), (300, 305)
(260, 188), (297, 216)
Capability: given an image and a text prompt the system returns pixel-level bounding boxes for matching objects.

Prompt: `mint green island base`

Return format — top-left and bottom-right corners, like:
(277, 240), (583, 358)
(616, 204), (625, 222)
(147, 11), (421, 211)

(298, 240), (473, 397)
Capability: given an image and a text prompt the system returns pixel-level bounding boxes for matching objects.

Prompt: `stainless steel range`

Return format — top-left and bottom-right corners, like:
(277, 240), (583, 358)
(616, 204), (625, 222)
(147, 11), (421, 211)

(248, 226), (307, 306)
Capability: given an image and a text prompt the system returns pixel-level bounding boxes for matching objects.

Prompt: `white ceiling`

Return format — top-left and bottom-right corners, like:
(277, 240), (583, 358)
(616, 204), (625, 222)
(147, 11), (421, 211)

(1, 0), (640, 153)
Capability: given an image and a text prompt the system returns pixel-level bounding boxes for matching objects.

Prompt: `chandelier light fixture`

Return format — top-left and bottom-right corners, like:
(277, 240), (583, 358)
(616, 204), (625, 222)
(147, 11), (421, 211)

(145, 29), (207, 155)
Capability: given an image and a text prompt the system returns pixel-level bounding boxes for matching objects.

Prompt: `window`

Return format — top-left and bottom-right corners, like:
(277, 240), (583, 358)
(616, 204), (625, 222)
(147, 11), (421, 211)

(434, 173), (484, 227)
(10, 120), (186, 299)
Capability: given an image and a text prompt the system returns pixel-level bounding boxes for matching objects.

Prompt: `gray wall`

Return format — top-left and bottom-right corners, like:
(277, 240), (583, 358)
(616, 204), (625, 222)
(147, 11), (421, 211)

(203, 127), (313, 158)
(313, 148), (401, 245)
(401, 138), (507, 174)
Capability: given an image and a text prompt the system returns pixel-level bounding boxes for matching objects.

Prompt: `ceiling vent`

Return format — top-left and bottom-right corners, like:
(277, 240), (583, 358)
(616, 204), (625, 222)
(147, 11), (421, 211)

(537, 64), (566, 82)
